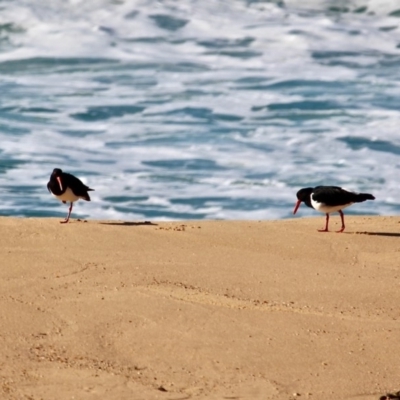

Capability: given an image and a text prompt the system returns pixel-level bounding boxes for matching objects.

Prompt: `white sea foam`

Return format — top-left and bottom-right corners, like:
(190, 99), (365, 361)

(0, 0), (400, 220)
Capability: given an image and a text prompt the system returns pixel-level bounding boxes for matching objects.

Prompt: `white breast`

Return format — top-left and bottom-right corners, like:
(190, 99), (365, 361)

(54, 187), (80, 203)
(310, 197), (353, 214)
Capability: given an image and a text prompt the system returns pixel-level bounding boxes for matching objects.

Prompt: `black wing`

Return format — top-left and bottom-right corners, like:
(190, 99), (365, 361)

(63, 173), (94, 197)
(312, 186), (357, 206)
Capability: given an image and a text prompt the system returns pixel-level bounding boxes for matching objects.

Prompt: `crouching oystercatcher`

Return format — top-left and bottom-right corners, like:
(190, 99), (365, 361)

(293, 186), (375, 232)
(47, 168), (94, 223)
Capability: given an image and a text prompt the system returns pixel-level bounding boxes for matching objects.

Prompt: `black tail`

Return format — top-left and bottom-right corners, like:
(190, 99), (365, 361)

(83, 188), (94, 201)
(354, 193), (375, 203)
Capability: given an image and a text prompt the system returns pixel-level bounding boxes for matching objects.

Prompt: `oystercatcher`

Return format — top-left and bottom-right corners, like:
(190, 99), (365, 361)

(293, 186), (375, 232)
(47, 168), (94, 223)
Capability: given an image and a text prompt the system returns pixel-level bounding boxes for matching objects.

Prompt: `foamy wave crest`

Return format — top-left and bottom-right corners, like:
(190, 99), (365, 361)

(0, 0), (399, 220)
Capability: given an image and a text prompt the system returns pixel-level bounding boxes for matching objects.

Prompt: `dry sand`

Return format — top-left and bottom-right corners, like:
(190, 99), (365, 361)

(1, 215), (400, 400)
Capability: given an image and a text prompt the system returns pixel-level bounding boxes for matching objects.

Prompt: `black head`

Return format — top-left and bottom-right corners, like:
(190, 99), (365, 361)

(50, 168), (64, 192)
(293, 187), (314, 214)
(296, 187), (313, 202)
(51, 168), (63, 177)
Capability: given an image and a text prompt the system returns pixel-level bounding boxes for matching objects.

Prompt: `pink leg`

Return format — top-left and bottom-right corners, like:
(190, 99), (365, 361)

(336, 210), (345, 233)
(318, 213), (329, 232)
(60, 202), (73, 224)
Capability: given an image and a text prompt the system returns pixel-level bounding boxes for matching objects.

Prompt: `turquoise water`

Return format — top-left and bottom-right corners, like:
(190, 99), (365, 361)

(1, 0), (400, 220)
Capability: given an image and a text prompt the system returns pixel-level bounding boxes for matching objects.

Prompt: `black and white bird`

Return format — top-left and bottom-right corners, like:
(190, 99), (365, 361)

(47, 168), (94, 223)
(293, 186), (375, 232)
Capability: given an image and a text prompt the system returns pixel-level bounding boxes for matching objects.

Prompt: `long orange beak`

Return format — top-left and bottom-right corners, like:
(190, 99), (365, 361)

(56, 176), (63, 191)
(293, 200), (301, 215)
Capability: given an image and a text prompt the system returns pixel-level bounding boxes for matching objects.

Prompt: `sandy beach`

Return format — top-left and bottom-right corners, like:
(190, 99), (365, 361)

(1, 216), (399, 400)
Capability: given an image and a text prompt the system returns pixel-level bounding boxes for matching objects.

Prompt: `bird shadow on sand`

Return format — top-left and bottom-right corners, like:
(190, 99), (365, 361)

(100, 221), (158, 227)
(349, 231), (400, 237)
(378, 390), (400, 400)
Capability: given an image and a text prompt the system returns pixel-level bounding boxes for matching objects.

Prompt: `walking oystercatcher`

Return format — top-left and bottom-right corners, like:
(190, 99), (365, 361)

(293, 186), (375, 232)
(47, 168), (94, 223)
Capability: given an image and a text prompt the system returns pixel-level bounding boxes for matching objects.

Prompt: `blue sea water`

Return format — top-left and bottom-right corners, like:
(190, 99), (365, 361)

(1, 0), (400, 221)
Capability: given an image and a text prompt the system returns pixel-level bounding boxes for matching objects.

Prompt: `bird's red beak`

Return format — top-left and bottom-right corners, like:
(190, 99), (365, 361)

(57, 176), (63, 191)
(293, 200), (301, 215)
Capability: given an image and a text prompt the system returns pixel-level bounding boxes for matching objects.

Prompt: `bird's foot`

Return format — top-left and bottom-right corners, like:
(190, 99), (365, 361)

(60, 219), (70, 224)
(336, 228), (345, 233)
(317, 228), (329, 232)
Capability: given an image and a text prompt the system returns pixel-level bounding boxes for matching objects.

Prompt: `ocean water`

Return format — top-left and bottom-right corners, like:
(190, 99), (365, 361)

(1, 0), (400, 221)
